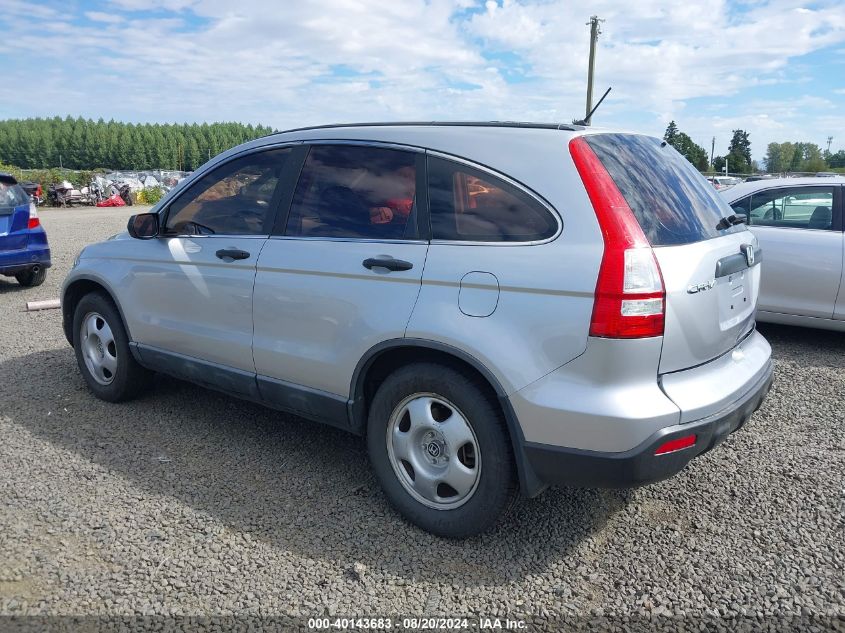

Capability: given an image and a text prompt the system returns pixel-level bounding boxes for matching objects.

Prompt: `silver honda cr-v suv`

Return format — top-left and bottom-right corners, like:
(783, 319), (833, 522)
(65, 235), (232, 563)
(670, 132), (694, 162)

(62, 122), (773, 537)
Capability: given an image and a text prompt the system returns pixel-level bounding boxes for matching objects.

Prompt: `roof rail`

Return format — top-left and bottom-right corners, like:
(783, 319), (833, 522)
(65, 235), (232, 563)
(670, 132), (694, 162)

(271, 121), (583, 135)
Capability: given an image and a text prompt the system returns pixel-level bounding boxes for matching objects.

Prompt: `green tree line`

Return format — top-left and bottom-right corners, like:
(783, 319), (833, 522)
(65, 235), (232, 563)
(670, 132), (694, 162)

(764, 141), (834, 173)
(0, 116), (275, 171)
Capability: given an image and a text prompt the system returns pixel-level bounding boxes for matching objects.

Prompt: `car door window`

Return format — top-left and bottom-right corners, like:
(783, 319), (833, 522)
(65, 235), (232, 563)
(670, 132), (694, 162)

(729, 196), (750, 218)
(285, 145), (418, 240)
(164, 148), (292, 236)
(427, 156), (558, 242)
(748, 187), (834, 230)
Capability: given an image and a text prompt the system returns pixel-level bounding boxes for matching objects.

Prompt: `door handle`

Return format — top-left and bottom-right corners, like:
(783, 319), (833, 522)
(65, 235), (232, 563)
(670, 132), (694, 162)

(362, 257), (413, 272)
(216, 248), (251, 261)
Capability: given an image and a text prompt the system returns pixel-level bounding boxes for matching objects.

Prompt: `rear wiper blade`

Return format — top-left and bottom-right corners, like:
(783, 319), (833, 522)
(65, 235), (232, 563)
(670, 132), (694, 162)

(716, 214), (746, 231)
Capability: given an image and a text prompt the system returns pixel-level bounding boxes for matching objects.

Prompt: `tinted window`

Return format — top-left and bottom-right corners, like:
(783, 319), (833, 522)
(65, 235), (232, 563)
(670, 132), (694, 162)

(428, 157), (557, 242)
(0, 183), (29, 215)
(585, 134), (745, 246)
(285, 145), (418, 240)
(748, 187), (834, 230)
(165, 148), (291, 235)
(729, 196), (750, 217)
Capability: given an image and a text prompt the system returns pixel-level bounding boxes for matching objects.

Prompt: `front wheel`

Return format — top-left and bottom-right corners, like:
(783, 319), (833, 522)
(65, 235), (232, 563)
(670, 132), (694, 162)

(367, 363), (517, 538)
(72, 292), (153, 402)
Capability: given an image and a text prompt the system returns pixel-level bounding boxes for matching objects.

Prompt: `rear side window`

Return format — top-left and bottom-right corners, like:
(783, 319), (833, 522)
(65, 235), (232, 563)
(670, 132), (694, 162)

(285, 145), (418, 240)
(585, 134), (745, 246)
(0, 183), (29, 215)
(428, 156), (557, 242)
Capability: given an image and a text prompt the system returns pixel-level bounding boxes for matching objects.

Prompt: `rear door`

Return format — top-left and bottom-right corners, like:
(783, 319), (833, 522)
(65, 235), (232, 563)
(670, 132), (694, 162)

(729, 185), (842, 319)
(0, 180), (31, 253)
(252, 143), (428, 414)
(584, 134), (760, 373)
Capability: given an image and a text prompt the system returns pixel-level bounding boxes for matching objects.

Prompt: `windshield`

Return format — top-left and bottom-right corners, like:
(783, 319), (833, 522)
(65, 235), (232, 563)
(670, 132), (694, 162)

(585, 133), (746, 246)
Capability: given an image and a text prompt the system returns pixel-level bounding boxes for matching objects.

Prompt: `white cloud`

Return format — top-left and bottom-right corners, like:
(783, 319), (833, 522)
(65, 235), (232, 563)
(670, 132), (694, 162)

(0, 0), (844, 157)
(84, 11), (125, 24)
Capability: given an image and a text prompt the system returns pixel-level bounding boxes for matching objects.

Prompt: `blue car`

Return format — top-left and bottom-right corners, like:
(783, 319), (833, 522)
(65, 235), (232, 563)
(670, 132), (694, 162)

(0, 173), (50, 287)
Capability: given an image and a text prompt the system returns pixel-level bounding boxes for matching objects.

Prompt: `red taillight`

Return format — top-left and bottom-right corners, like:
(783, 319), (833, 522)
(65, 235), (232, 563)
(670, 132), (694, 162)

(569, 137), (665, 338)
(654, 434), (697, 455)
(27, 203), (40, 229)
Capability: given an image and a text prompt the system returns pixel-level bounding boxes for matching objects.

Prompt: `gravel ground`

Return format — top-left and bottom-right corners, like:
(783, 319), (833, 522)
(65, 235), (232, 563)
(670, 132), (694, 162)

(1, 206), (843, 630)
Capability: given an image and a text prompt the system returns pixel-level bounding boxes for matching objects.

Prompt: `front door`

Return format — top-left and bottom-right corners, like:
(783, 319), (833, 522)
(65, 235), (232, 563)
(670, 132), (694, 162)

(126, 146), (296, 395)
(252, 144), (427, 421)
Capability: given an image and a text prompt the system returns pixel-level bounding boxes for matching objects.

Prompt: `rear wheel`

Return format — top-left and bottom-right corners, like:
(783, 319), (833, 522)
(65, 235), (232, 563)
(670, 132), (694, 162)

(15, 266), (46, 287)
(72, 292), (152, 402)
(367, 363), (517, 538)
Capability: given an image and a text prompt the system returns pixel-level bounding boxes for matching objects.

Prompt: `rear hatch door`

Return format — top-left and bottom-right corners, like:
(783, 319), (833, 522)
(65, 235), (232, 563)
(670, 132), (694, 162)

(584, 133), (760, 373)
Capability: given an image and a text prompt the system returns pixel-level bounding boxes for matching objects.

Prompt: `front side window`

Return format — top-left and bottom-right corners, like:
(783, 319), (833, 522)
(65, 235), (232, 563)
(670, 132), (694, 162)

(165, 148), (292, 235)
(748, 187), (834, 230)
(427, 156), (557, 242)
(285, 145), (418, 240)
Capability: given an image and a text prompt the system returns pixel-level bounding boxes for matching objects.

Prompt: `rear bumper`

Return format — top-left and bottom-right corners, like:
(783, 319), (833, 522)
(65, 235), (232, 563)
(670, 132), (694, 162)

(522, 359), (773, 488)
(0, 246), (51, 275)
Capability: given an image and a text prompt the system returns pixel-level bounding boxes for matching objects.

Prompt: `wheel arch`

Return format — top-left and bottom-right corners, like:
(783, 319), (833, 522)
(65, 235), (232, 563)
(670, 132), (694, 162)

(349, 338), (546, 497)
(62, 276), (134, 353)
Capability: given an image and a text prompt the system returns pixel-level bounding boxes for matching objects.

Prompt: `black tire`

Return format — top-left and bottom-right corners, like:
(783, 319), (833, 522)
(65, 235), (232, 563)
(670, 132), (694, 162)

(367, 362), (517, 538)
(15, 266), (47, 287)
(72, 292), (153, 402)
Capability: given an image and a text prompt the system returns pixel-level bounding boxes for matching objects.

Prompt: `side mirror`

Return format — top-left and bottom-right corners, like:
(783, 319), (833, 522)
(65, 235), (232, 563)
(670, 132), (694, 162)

(127, 213), (160, 239)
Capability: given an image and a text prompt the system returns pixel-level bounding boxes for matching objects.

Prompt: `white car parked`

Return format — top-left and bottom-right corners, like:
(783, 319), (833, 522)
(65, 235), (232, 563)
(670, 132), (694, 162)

(722, 177), (845, 331)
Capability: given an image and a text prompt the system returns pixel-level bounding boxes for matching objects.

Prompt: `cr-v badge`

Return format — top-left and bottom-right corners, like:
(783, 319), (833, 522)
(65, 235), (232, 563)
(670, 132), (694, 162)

(688, 279), (716, 294)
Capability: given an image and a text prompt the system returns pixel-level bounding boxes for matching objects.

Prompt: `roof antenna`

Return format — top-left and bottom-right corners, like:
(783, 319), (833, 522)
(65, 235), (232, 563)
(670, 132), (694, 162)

(574, 86), (611, 126)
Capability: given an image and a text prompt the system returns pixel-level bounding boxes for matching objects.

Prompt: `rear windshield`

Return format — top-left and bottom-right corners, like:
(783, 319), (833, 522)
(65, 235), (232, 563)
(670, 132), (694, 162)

(0, 183), (29, 215)
(585, 133), (745, 246)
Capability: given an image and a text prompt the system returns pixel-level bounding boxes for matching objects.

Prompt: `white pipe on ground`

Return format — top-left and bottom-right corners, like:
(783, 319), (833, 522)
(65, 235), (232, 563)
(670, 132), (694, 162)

(26, 299), (61, 311)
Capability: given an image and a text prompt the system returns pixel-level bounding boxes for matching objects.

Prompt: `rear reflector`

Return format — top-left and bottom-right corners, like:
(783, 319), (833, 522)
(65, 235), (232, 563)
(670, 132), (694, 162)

(569, 137), (666, 338)
(27, 202), (40, 229)
(654, 434), (697, 455)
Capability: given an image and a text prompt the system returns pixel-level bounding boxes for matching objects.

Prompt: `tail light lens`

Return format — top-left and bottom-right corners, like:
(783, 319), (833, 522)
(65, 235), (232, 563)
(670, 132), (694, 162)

(27, 202), (40, 229)
(569, 136), (665, 338)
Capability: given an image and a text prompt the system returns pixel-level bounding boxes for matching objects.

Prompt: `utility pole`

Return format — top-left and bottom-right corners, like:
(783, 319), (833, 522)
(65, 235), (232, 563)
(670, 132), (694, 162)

(584, 16), (604, 125)
(827, 136), (833, 154)
(710, 137), (715, 171)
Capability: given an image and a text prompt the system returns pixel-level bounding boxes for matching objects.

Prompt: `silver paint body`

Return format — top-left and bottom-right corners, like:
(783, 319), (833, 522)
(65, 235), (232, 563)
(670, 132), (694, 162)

(64, 124), (772, 454)
(722, 177), (845, 331)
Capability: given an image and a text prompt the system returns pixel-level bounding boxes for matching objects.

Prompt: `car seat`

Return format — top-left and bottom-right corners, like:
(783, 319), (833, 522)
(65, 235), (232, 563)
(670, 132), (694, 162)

(808, 206), (832, 230)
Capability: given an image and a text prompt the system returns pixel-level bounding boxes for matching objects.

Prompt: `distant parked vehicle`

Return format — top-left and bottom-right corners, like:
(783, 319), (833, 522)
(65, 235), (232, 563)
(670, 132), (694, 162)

(722, 176), (845, 331)
(47, 180), (84, 207)
(0, 173), (51, 287)
(19, 181), (44, 206)
(709, 176), (742, 190)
